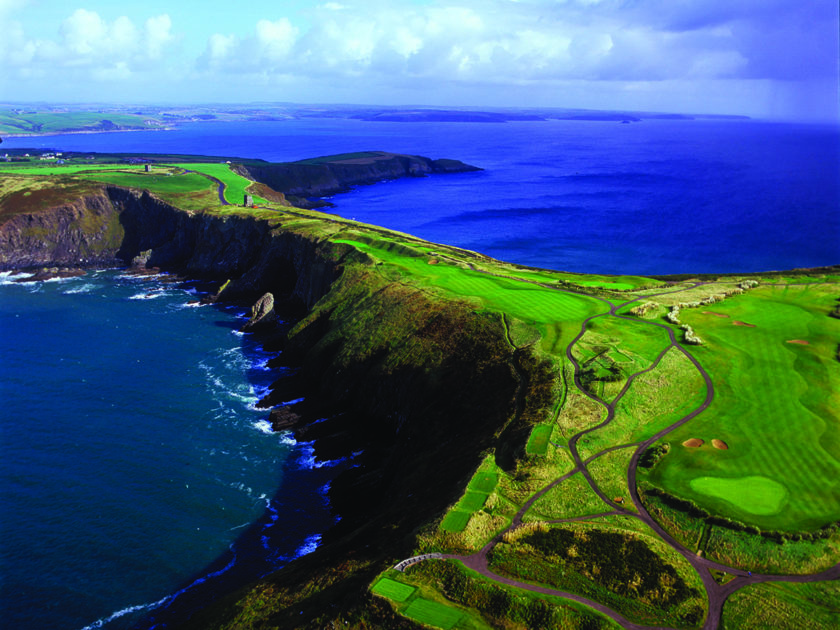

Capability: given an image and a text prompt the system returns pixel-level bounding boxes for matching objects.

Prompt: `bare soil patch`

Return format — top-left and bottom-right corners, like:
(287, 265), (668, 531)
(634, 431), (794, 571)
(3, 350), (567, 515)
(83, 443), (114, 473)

(786, 339), (810, 345)
(703, 311), (730, 318)
(711, 439), (729, 450)
(733, 321), (755, 327)
(428, 259), (439, 265)
(682, 438), (704, 448)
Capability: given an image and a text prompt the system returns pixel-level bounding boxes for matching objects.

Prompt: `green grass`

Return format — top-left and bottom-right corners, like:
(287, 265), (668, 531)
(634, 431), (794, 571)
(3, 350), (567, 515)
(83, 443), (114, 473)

(0, 163), (149, 175)
(525, 425), (552, 455)
(171, 163), (267, 205)
(647, 283), (840, 531)
(721, 580), (840, 629)
(523, 471), (611, 521)
(404, 598), (464, 629)
(371, 578), (416, 602)
(467, 472), (498, 494)
(441, 510), (472, 533)
(588, 447), (637, 510)
(578, 348), (707, 461)
(0, 110), (164, 134)
(78, 171), (214, 194)
(690, 476), (788, 516)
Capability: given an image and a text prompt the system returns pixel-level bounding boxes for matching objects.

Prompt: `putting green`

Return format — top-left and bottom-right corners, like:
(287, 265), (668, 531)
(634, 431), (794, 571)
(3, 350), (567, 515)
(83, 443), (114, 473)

(690, 476), (788, 516)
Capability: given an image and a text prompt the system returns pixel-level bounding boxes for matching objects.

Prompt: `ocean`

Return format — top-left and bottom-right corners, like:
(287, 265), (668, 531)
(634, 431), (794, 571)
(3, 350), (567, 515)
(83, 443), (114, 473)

(1, 116), (838, 628)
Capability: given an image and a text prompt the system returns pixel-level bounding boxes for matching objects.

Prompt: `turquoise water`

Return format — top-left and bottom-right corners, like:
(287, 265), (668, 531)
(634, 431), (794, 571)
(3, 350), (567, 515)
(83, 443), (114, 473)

(0, 271), (338, 629)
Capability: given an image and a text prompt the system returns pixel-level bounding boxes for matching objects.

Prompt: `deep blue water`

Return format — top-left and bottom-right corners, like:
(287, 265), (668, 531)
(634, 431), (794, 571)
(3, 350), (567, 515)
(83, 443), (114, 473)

(0, 272), (340, 629)
(6, 117), (839, 274)
(1, 117), (838, 629)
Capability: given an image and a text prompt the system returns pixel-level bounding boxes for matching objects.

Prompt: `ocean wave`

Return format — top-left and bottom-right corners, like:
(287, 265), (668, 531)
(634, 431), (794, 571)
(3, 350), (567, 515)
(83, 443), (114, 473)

(78, 593), (173, 630)
(0, 271), (34, 285)
(129, 291), (164, 300)
(293, 534), (322, 559)
(295, 442), (348, 470)
(63, 283), (95, 294)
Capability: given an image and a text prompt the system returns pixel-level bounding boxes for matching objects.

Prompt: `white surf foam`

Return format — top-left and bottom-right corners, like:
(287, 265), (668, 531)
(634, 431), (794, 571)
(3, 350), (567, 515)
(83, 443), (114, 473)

(78, 593), (172, 630)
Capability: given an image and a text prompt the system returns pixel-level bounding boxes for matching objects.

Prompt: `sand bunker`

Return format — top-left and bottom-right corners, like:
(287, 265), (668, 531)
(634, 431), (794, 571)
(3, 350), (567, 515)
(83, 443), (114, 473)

(683, 438), (704, 448)
(711, 439), (729, 450)
(786, 339), (810, 345)
(733, 321), (755, 327)
(427, 259), (439, 265)
(703, 311), (730, 318)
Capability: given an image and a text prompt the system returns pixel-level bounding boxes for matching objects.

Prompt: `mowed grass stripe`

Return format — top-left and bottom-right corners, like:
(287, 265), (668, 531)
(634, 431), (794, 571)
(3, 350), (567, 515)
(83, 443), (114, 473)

(404, 599), (463, 629)
(371, 578), (416, 602)
(657, 287), (840, 529)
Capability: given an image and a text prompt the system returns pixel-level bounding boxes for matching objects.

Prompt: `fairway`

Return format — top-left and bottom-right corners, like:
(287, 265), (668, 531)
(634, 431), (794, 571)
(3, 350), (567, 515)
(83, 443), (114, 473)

(647, 284), (840, 530)
(371, 578), (416, 602)
(404, 598), (463, 629)
(690, 476), (788, 516)
(173, 163), (266, 205)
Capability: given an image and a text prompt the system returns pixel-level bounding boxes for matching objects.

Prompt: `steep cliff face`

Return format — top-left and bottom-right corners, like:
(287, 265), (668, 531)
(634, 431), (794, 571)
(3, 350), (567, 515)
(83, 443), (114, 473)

(0, 190), (125, 270)
(1, 184), (550, 629)
(237, 152), (481, 199)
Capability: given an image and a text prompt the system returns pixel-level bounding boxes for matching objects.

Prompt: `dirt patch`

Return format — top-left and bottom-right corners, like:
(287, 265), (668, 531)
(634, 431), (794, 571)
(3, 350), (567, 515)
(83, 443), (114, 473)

(428, 258), (439, 265)
(786, 339), (810, 345)
(733, 321), (756, 327)
(711, 439), (729, 450)
(682, 438), (704, 448)
(703, 311), (730, 318)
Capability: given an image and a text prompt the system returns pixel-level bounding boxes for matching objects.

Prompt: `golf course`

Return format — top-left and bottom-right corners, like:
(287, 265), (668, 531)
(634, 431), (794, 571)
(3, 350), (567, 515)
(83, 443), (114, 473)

(1, 156), (837, 630)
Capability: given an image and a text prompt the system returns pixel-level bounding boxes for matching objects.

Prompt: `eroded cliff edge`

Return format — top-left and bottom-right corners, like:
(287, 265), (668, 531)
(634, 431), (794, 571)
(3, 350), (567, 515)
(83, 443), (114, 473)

(0, 184), (553, 628)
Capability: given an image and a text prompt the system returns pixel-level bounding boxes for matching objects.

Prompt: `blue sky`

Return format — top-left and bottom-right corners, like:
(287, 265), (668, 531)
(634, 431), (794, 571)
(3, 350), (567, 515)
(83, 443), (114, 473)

(1, 0), (837, 120)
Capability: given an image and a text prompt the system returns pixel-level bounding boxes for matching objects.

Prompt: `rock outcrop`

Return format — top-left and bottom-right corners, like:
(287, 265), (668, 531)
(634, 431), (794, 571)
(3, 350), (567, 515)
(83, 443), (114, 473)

(240, 292), (277, 332)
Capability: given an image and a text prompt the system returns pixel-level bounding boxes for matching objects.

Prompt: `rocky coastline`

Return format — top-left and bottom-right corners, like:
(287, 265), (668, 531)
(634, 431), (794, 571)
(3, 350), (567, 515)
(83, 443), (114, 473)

(0, 161), (547, 627)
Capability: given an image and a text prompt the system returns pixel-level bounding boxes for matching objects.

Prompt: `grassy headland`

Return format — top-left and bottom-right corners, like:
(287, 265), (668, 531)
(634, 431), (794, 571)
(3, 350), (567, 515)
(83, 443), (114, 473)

(1, 157), (837, 629)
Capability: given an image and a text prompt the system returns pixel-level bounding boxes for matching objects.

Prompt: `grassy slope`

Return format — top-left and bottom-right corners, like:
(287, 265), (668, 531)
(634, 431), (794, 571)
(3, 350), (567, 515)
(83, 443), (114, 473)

(4, 169), (839, 628)
(0, 110), (165, 134)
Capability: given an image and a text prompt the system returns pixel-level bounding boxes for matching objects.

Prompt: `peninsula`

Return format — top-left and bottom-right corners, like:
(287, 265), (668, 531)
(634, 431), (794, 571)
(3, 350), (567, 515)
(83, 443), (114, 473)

(1, 154), (837, 630)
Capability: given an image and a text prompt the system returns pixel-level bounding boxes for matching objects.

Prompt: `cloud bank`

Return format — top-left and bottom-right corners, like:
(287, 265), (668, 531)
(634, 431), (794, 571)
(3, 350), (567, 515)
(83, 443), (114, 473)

(0, 0), (836, 120)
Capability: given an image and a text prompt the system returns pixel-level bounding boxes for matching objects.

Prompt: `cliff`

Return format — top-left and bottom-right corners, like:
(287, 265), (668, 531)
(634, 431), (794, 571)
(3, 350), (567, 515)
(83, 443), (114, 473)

(236, 151), (481, 201)
(0, 182), (550, 627)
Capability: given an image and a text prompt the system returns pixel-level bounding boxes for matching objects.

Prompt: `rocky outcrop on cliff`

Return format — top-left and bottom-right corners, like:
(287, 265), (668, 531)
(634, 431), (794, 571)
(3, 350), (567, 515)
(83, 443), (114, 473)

(236, 151), (481, 201)
(240, 292), (277, 332)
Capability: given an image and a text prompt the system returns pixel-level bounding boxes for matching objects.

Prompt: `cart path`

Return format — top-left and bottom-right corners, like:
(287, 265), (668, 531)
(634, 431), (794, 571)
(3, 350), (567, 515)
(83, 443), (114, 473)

(394, 277), (840, 629)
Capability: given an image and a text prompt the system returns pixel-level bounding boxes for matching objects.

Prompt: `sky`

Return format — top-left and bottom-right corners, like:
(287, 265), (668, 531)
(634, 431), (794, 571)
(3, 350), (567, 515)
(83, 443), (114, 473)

(0, 0), (837, 121)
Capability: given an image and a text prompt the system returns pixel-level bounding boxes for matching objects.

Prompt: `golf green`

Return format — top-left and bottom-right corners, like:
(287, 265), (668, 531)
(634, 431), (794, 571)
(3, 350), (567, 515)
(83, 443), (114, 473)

(690, 476), (788, 516)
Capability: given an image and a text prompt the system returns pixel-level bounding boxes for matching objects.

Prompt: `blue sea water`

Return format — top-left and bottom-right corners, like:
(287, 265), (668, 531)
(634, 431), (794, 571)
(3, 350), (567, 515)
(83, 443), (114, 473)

(1, 117), (838, 628)
(0, 272), (340, 629)
(6, 117), (839, 274)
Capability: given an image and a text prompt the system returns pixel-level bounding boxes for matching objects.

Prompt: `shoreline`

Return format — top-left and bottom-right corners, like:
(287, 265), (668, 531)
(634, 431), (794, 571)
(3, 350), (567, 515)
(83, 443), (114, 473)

(1, 127), (174, 139)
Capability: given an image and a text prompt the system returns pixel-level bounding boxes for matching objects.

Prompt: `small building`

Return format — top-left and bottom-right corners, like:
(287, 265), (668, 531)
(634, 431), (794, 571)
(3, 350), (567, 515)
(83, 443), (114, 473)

(244, 194), (254, 207)
(145, 164), (151, 172)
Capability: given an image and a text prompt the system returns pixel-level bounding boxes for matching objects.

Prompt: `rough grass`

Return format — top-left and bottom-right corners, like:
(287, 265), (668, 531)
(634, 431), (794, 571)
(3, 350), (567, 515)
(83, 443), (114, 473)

(523, 471), (612, 521)
(648, 283), (840, 531)
(721, 580), (840, 629)
(578, 348), (707, 461)
(588, 447), (638, 511)
(488, 522), (706, 628)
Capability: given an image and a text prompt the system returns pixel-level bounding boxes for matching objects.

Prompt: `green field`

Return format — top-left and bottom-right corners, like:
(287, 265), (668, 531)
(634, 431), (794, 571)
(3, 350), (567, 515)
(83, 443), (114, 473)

(371, 577), (416, 602)
(404, 598), (464, 629)
(174, 163), (267, 205)
(645, 284), (840, 530)
(525, 424), (552, 455)
(721, 580), (840, 629)
(0, 110), (165, 135)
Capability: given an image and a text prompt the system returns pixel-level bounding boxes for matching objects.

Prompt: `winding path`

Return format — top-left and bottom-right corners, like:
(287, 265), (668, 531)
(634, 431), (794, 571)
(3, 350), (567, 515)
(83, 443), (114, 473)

(395, 276), (840, 629)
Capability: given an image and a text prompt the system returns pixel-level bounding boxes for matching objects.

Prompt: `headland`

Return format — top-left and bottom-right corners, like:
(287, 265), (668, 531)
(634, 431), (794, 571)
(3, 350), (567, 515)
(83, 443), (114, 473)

(1, 153), (837, 630)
